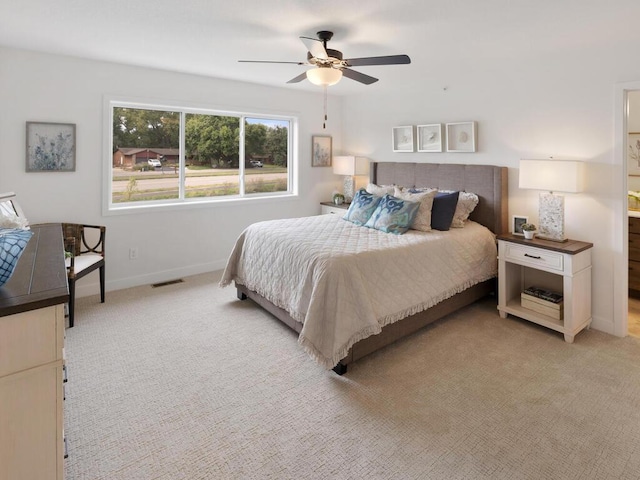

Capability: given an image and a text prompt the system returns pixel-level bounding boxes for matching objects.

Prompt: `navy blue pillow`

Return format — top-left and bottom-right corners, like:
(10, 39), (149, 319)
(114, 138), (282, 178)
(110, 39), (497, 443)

(431, 191), (459, 231)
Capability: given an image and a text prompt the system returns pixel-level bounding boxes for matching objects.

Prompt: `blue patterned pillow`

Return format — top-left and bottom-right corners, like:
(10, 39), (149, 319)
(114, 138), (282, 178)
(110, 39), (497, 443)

(364, 194), (420, 234)
(343, 189), (382, 226)
(0, 228), (33, 287)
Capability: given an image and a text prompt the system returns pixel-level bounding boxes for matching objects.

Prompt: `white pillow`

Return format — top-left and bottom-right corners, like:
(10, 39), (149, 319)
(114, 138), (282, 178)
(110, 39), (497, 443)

(366, 183), (395, 196)
(394, 186), (437, 232)
(439, 190), (479, 227)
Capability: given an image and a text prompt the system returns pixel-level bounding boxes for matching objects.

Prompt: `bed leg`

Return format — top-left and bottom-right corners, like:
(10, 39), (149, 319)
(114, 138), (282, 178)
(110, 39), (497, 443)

(237, 289), (247, 300)
(332, 362), (348, 375)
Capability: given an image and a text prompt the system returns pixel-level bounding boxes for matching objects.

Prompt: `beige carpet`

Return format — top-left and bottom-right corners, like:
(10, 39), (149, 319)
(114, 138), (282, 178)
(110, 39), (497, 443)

(65, 272), (640, 480)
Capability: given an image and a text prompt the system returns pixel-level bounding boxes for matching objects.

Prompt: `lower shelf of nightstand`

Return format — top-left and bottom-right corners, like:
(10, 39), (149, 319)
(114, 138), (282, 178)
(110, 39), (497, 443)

(500, 299), (565, 332)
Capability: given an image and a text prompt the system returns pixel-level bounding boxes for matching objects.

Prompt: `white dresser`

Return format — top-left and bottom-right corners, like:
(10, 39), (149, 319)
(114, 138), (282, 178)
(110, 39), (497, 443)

(0, 224), (69, 480)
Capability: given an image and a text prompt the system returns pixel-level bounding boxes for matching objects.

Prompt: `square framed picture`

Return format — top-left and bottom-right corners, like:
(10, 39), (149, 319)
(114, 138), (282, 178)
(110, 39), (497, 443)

(392, 126), (414, 152)
(312, 135), (332, 167)
(26, 121), (76, 172)
(417, 124), (443, 152)
(512, 215), (528, 236)
(446, 121), (477, 153)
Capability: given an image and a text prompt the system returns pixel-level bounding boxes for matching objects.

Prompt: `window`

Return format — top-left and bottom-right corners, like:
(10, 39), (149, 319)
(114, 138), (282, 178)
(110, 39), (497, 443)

(108, 100), (295, 210)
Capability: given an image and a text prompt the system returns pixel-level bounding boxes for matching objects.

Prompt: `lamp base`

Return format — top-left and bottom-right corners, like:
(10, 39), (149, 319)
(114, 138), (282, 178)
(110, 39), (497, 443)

(343, 176), (355, 202)
(538, 192), (567, 242)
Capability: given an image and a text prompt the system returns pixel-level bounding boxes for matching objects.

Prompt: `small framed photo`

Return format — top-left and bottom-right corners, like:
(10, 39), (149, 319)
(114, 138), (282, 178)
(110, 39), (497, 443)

(512, 215), (528, 236)
(417, 124), (443, 152)
(446, 121), (477, 153)
(392, 126), (414, 152)
(312, 135), (332, 167)
(26, 121), (76, 172)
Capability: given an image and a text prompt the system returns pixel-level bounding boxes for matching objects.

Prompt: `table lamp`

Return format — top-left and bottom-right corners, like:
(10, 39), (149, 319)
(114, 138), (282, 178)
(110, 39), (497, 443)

(519, 159), (584, 242)
(333, 156), (369, 202)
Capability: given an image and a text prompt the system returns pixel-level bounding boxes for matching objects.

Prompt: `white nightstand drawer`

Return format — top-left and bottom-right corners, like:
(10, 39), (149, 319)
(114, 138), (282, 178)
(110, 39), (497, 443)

(504, 243), (564, 272)
(321, 204), (348, 215)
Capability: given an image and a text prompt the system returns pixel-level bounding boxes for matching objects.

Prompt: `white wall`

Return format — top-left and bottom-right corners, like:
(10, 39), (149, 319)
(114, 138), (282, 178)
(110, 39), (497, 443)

(341, 62), (640, 336)
(0, 47), (343, 294)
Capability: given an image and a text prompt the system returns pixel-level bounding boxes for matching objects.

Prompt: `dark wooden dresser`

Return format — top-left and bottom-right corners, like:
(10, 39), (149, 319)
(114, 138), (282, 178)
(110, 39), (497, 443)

(630, 216), (640, 298)
(0, 224), (69, 480)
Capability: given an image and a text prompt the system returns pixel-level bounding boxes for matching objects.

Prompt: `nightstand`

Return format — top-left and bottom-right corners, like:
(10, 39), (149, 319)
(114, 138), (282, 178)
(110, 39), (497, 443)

(497, 234), (593, 343)
(320, 202), (349, 215)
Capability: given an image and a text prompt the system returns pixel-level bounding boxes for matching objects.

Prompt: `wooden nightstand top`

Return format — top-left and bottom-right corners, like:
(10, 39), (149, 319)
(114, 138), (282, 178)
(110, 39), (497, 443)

(497, 233), (593, 255)
(320, 201), (350, 210)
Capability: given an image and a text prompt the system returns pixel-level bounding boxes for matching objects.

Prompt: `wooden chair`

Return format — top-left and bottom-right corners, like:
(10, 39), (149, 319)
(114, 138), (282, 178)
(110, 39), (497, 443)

(62, 223), (106, 328)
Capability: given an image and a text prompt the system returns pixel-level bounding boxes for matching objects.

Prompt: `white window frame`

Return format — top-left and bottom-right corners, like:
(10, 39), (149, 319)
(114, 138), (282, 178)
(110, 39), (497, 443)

(103, 96), (298, 215)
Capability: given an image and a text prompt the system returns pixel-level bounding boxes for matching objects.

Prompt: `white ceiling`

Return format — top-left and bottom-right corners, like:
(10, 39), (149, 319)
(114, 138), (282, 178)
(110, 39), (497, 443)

(1, 0), (639, 96)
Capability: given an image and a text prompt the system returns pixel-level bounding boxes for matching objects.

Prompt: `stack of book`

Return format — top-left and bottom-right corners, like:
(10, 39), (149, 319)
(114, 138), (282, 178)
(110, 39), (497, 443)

(521, 286), (564, 320)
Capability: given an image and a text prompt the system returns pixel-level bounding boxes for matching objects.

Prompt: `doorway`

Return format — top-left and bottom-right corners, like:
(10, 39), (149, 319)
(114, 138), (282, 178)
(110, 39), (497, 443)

(628, 90), (640, 338)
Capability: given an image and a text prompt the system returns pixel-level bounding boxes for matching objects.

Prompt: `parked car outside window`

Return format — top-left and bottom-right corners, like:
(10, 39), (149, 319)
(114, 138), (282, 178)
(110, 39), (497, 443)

(250, 160), (263, 168)
(148, 159), (162, 168)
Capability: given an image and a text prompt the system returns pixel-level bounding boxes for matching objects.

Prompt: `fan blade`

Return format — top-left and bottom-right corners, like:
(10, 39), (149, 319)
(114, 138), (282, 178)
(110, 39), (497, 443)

(286, 72), (308, 84)
(238, 60), (306, 65)
(341, 68), (378, 85)
(300, 36), (328, 60)
(345, 55), (411, 67)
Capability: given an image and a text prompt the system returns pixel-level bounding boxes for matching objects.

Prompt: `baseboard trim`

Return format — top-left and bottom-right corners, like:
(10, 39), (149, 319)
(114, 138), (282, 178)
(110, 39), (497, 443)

(74, 260), (226, 298)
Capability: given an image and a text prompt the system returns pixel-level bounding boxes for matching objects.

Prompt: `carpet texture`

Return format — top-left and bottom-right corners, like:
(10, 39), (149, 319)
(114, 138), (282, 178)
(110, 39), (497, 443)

(65, 271), (640, 479)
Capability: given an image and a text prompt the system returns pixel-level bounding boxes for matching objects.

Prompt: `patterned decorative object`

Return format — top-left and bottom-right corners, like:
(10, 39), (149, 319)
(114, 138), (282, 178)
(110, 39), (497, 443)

(393, 186), (437, 232)
(364, 194), (420, 235)
(538, 192), (565, 241)
(0, 228), (33, 287)
(343, 189), (382, 226)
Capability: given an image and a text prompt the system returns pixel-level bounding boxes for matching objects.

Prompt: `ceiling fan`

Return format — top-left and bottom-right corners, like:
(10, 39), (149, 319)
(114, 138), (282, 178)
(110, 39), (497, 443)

(239, 30), (411, 86)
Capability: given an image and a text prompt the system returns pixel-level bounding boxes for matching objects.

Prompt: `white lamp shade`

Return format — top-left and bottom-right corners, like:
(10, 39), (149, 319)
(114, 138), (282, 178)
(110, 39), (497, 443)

(306, 67), (342, 86)
(519, 159), (584, 193)
(333, 156), (369, 176)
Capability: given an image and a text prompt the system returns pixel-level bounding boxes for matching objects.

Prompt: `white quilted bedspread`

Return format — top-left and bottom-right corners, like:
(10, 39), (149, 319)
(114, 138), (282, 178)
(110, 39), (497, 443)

(220, 214), (497, 369)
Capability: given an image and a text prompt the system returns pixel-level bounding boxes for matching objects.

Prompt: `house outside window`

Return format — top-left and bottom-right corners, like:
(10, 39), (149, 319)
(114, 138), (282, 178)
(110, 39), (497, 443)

(106, 99), (296, 212)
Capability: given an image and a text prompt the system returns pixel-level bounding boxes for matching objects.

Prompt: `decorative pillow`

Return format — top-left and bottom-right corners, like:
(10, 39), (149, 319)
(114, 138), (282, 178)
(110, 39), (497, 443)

(439, 190), (479, 227)
(343, 189), (382, 226)
(364, 194), (420, 235)
(0, 228), (33, 287)
(393, 186), (437, 232)
(366, 183), (395, 196)
(431, 191), (459, 231)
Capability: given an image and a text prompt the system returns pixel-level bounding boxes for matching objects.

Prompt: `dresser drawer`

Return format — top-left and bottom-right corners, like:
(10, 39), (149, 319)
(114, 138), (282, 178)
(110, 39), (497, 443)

(321, 204), (348, 215)
(630, 217), (640, 235)
(0, 306), (60, 378)
(630, 260), (640, 289)
(630, 233), (640, 261)
(504, 242), (564, 272)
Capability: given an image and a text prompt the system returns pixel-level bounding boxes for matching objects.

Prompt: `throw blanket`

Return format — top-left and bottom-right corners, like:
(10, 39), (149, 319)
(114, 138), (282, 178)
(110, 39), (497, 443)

(220, 215), (497, 369)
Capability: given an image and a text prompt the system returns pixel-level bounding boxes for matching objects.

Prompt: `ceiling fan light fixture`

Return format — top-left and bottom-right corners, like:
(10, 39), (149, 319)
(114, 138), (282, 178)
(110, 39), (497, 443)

(306, 67), (342, 86)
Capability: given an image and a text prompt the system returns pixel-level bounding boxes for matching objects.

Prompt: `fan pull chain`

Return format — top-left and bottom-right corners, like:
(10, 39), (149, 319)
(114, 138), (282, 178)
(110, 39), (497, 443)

(323, 85), (328, 129)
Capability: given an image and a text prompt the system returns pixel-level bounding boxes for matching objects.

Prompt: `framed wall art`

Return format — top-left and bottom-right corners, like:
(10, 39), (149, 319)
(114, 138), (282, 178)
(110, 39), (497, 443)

(446, 121), (477, 153)
(26, 121), (76, 172)
(417, 124), (443, 152)
(512, 215), (528, 236)
(312, 135), (332, 167)
(392, 126), (414, 152)
(628, 132), (640, 176)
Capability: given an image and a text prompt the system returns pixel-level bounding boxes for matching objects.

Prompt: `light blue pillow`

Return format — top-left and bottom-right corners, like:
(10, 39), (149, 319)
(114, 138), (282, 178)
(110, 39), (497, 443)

(364, 194), (420, 234)
(0, 228), (33, 287)
(343, 189), (382, 226)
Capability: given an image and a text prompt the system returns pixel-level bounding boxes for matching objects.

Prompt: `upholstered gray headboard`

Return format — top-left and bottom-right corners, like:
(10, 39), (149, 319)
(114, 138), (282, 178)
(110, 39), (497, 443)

(371, 162), (508, 234)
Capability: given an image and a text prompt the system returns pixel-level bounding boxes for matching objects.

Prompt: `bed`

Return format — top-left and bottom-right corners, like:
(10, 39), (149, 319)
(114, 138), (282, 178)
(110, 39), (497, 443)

(221, 162), (508, 373)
